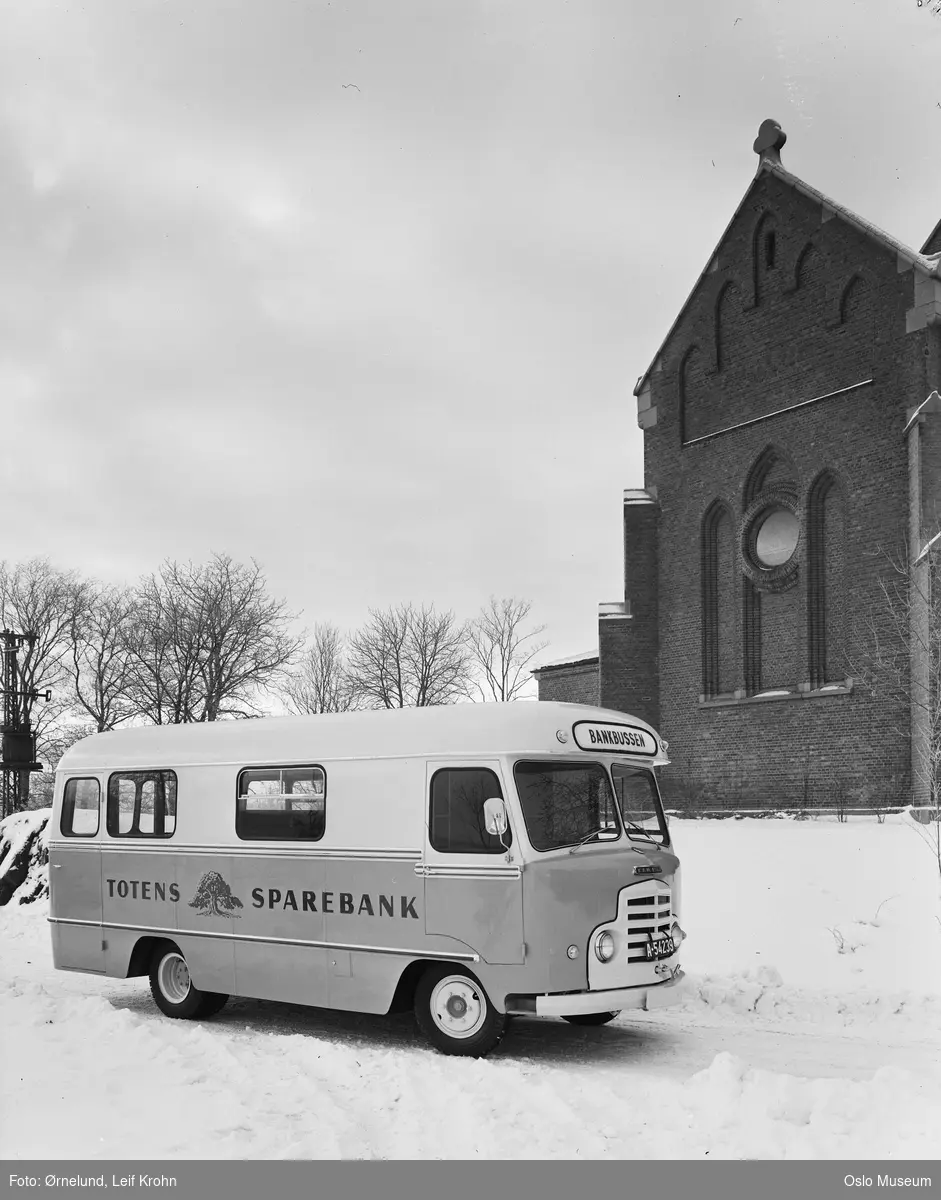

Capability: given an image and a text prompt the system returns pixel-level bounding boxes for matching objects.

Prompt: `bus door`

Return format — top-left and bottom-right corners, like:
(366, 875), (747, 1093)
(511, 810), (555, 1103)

(50, 777), (105, 972)
(420, 760), (524, 966)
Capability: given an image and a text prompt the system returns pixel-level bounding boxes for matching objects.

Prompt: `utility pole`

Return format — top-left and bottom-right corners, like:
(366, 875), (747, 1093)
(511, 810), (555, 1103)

(1, 630), (48, 819)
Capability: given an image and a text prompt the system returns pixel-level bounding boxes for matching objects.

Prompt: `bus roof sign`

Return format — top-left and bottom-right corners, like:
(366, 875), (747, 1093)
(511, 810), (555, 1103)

(572, 721), (659, 756)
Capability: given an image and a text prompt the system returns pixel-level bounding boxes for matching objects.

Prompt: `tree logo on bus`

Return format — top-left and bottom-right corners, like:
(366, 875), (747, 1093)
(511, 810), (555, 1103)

(189, 871), (244, 918)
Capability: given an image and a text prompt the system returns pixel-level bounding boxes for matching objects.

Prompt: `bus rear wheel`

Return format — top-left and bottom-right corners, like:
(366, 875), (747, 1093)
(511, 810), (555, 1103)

(149, 943), (229, 1021)
(562, 1011), (620, 1026)
(414, 965), (506, 1057)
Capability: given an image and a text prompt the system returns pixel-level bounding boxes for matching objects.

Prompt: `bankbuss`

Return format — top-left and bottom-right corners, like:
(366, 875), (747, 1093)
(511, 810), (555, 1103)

(48, 701), (685, 1056)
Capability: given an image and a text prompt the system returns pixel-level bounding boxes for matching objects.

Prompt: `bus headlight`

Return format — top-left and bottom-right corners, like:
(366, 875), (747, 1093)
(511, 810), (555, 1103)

(670, 922), (685, 946)
(594, 931), (616, 963)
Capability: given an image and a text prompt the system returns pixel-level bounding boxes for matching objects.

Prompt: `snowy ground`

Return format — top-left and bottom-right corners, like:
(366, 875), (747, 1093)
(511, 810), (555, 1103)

(2, 814), (940, 1160)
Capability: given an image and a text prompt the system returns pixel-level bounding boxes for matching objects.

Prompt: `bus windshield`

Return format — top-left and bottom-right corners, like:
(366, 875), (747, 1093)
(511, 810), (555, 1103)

(611, 764), (668, 845)
(514, 761), (620, 852)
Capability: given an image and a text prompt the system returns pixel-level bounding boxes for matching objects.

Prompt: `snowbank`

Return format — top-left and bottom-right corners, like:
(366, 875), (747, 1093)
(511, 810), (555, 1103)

(677, 965), (941, 1029)
(670, 814), (941, 999)
(676, 1052), (940, 1160)
(0, 808), (50, 906)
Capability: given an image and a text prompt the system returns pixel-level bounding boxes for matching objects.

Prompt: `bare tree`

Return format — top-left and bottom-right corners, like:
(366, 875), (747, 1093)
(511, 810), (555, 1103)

(122, 571), (203, 724)
(29, 722), (96, 809)
(467, 596), (548, 702)
(0, 559), (90, 808)
(0, 559), (89, 733)
(71, 585), (138, 731)
(347, 603), (473, 708)
(124, 554), (302, 723)
(848, 537), (941, 879)
(283, 623), (354, 714)
(849, 541), (941, 805)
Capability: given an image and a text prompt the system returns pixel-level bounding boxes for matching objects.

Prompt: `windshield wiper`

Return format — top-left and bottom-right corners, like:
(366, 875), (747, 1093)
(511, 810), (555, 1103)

(622, 817), (659, 843)
(568, 825), (618, 854)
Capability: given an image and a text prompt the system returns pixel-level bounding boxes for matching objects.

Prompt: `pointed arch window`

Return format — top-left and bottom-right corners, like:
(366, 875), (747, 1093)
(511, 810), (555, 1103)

(741, 447), (800, 697)
(743, 582), (762, 696)
(839, 275), (864, 324)
(752, 212), (778, 305)
(795, 241), (825, 292)
(744, 444), (795, 508)
(715, 282), (742, 373)
(807, 472), (845, 689)
(702, 501), (736, 698)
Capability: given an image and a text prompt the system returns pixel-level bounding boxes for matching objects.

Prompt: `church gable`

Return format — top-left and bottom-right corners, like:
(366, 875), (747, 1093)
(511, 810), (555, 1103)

(634, 121), (938, 446)
(661, 170), (890, 445)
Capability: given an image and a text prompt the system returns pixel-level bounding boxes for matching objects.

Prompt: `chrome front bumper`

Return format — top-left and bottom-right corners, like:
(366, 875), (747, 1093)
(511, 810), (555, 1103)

(511, 969), (684, 1017)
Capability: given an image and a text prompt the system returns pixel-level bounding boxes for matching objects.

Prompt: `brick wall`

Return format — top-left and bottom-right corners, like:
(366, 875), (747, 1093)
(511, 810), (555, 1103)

(598, 498), (661, 724)
(535, 661), (599, 706)
(635, 170), (929, 809)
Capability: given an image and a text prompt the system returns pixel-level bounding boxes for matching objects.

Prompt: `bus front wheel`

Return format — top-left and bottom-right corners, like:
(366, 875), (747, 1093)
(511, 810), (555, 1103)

(149, 943), (229, 1021)
(414, 965), (506, 1057)
(562, 1011), (620, 1027)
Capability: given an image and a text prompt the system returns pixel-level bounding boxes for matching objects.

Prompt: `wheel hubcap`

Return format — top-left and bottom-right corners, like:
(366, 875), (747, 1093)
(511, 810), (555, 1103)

(158, 952), (191, 1004)
(430, 976), (486, 1039)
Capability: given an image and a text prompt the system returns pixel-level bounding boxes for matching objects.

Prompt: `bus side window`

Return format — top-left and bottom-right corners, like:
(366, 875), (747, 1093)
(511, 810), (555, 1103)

(429, 768), (510, 854)
(61, 778), (101, 837)
(106, 770), (177, 839)
(236, 765), (326, 841)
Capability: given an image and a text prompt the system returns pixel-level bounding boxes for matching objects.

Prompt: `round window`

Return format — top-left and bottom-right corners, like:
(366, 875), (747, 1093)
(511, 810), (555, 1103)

(754, 507), (799, 568)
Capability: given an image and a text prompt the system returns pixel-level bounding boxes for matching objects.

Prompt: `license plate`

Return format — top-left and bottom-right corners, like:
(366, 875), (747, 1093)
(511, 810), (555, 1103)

(645, 936), (675, 960)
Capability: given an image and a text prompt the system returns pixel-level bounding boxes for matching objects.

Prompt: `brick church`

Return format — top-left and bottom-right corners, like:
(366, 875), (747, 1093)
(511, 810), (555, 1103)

(536, 120), (941, 809)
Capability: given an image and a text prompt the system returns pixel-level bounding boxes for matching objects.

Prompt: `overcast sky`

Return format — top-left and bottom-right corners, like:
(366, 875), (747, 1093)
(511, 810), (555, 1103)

(1, 0), (939, 666)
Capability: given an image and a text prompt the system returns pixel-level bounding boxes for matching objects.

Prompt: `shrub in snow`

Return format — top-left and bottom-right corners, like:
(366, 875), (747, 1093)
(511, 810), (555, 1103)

(0, 809), (51, 906)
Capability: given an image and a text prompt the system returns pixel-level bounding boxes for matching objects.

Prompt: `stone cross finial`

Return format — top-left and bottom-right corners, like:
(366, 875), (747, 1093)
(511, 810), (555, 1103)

(753, 119), (787, 168)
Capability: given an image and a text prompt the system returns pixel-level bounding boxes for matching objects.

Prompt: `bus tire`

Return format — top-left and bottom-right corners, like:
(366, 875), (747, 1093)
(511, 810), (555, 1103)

(149, 943), (229, 1021)
(195, 992), (230, 1018)
(562, 1011), (620, 1027)
(414, 965), (506, 1057)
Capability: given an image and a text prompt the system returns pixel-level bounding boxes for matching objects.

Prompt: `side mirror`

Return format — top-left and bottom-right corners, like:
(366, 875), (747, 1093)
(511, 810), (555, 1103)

(483, 797), (508, 836)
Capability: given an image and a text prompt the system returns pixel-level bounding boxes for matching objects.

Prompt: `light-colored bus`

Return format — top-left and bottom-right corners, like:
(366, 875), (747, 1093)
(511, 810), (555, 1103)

(48, 701), (684, 1056)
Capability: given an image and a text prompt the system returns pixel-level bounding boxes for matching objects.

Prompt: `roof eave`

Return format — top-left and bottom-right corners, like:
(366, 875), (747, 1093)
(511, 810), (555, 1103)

(769, 163), (940, 278)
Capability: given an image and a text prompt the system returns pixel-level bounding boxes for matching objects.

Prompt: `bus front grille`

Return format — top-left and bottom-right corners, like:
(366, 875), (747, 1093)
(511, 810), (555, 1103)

(624, 889), (673, 962)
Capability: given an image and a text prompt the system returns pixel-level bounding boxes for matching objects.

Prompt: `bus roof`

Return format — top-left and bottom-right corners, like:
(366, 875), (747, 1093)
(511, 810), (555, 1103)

(57, 701), (669, 771)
